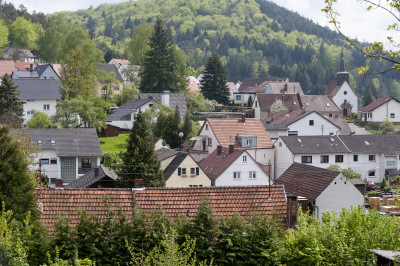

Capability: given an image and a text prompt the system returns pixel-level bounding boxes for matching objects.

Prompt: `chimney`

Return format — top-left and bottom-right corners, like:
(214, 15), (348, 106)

(287, 194), (298, 229)
(30, 64), (33, 72)
(94, 167), (99, 177)
(161, 90), (170, 106)
(241, 114), (246, 123)
(217, 145), (222, 155)
(294, 175), (300, 190)
(135, 179), (144, 188)
(229, 145), (234, 154)
(55, 179), (63, 188)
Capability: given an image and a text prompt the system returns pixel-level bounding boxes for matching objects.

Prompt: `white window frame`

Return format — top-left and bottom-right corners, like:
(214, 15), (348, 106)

(233, 172), (241, 179)
(249, 171), (256, 179)
(369, 155), (376, 162)
(43, 104), (50, 111)
(243, 155), (247, 162)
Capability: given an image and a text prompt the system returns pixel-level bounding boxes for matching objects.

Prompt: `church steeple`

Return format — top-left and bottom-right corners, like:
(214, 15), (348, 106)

(337, 50), (349, 86)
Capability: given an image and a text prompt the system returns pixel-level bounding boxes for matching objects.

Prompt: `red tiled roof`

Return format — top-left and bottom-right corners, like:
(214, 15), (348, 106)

(112, 58), (131, 66)
(360, 97), (396, 112)
(199, 147), (245, 180)
(14, 61), (36, 71)
(0, 60), (16, 76)
(322, 80), (339, 96)
(275, 163), (340, 200)
(207, 118), (274, 149)
(239, 77), (288, 93)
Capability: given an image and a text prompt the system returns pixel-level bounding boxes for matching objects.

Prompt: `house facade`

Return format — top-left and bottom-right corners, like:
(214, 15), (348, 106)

(22, 128), (103, 186)
(359, 97), (400, 123)
(34, 64), (60, 80)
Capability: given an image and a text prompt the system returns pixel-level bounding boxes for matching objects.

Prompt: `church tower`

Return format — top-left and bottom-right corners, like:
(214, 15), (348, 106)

(337, 51), (349, 86)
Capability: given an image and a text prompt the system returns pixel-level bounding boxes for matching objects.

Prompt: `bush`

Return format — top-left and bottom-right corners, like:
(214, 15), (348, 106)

(381, 179), (388, 189)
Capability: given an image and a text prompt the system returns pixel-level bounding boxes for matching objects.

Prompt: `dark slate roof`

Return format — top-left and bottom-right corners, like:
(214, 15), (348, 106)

(66, 165), (119, 188)
(155, 148), (178, 161)
(13, 79), (61, 100)
(106, 99), (153, 121)
(12, 70), (39, 79)
(339, 135), (400, 156)
(22, 128), (103, 157)
(163, 152), (189, 181)
(359, 97), (399, 112)
(34, 64), (60, 79)
(280, 135), (350, 154)
(140, 93), (188, 117)
(97, 63), (124, 83)
(275, 163), (340, 200)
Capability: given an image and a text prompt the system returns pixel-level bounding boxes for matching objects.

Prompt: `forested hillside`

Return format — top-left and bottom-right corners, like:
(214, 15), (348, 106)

(1, 0), (400, 104)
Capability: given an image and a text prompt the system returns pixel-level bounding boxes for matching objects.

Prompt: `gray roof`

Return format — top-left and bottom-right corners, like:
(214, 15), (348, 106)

(66, 165), (118, 188)
(22, 128), (103, 157)
(368, 250), (400, 262)
(300, 95), (341, 113)
(97, 64), (124, 83)
(155, 148), (178, 161)
(107, 99), (153, 121)
(140, 93), (188, 117)
(34, 64), (59, 79)
(349, 179), (366, 185)
(264, 124), (288, 131)
(14, 79), (61, 100)
(163, 152), (188, 181)
(280, 135), (350, 154)
(268, 82), (304, 95)
(339, 135), (400, 156)
(12, 70), (39, 79)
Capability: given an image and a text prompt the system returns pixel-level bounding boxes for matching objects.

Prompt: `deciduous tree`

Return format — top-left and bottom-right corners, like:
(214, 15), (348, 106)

(26, 111), (53, 129)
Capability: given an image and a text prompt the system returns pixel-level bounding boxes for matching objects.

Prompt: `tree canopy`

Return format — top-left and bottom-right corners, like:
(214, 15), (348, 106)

(0, 74), (23, 128)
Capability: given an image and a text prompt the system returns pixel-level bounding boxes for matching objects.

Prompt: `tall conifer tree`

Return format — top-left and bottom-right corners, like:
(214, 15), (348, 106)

(0, 74), (23, 127)
(118, 111), (164, 187)
(200, 53), (230, 105)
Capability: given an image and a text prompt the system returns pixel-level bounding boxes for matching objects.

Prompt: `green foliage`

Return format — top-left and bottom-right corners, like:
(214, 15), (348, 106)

(380, 117), (395, 134)
(118, 111), (164, 187)
(269, 99), (287, 115)
(26, 111), (53, 129)
(113, 84), (140, 106)
(9, 17), (41, 50)
(327, 165), (361, 179)
(0, 127), (39, 222)
(125, 23), (153, 65)
(0, 19), (9, 52)
(0, 74), (23, 128)
(200, 53), (229, 105)
(153, 106), (181, 148)
(185, 91), (217, 113)
(381, 178), (388, 189)
(181, 112), (193, 142)
(363, 89), (376, 107)
(247, 95), (253, 107)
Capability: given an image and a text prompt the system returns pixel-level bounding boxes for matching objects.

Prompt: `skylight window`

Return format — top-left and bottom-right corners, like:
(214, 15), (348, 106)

(365, 141), (370, 145)
(37, 139), (42, 144)
(326, 103), (330, 107)
(50, 139), (55, 144)
(330, 138), (334, 142)
(297, 138), (302, 143)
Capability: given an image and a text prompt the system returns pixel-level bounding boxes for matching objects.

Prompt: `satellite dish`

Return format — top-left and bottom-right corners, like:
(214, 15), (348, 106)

(162, 140), (167, 146)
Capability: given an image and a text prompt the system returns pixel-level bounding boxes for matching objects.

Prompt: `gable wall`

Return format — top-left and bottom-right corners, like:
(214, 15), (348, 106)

(108, 101), (154, 130)
(287, 112), (340, 136)
(369, 99), (400, 123)
(332, 82), (358, 113)
(165, 156), (211, 187)
(160, 155), (176, 171)
(39, 67), (59, 80)
(23, 99), (58, 124)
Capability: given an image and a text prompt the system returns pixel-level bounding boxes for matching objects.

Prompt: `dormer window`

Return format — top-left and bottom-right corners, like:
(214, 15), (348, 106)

(238, 135), (257, 147)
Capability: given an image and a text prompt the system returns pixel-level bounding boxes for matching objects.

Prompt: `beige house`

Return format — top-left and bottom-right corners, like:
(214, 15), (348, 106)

(156, 148), (178, 170)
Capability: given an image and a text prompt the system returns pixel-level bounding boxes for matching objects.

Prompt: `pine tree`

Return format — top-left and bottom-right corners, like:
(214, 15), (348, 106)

(200, 53), (230, 105)
(0, 127), (39, 222)
(247, 95), (254, 107)
(364, 89), (376, 106)
(0, 74), (23, 127)
(118, 111), (164, 187)
(181, 112), (192, 142)
(139, 17), (185, 93)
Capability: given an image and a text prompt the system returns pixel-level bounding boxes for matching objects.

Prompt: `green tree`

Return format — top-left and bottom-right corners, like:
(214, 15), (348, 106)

(181, 112), (193, 142)
(247, 95), (253, 107)
(0, 74), (23, 128)
(327, 165), (361, 179)
(200, 53), (230, 105)
(363, 89), (376, 107)
(125, 23), (153, 65)
(380, 117), (395, 134)
(139, 17), (185, 93)
(270, 99), (287, 115)
(26, 111), (53, 129)
(0, 127), (39, 222)
(9, 17), (41, 50)
(153, 106), (181, 148)
(0, 19), (9, 52)
(118, 111), (164, 187)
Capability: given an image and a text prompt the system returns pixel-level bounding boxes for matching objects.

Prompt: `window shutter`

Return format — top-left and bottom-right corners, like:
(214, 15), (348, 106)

(196, 167), (199, 175)
(178, 167), (181, 176)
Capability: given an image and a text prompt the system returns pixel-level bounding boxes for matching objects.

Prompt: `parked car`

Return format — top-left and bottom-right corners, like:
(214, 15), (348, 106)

(367, 181), (377, 190)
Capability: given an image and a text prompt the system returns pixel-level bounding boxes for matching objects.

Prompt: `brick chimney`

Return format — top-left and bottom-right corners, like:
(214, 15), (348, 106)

(241, 114), (246, 123)
(294, 175), (300, 190)
(217, 145), (222, 155)
(287, 194), (298, 229)
(55, 179), (63, 188)
(229, 145), (234, 154)
(135, 179), (144, 188)
(161, 90), (170, 107)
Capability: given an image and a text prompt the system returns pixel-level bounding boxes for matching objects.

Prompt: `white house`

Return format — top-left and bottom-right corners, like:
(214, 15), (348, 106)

(21, 128), (103, 187)
(34, 64), (60, 80)
(275, 163), (364, 219)
(359, 97), (400, 123)
(275, 135), (400, 184)
(199, 146), (271, 186)
(190, 117), (275, 176)
(13, 79), (61, 124)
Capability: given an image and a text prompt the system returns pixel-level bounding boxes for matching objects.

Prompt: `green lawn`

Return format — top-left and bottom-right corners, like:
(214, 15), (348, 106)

(99, 134), (129, 154)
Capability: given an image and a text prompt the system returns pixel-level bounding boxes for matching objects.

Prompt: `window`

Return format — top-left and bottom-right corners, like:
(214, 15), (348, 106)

(81, 158), (91, 168)
(113, 86), (119, 91)
(243, 155), (247, 162)
(37, 139), (42, 144)
(50, 139), (55, 144)
(301, 156), (312, 163)
(309, 120), (314, 126)
(279, 142), (282, 147)
(344, 91), (347, 95)
(40, 158), (49, 164)
(387, 161), (395, 168)
(50, 159), (57, 164)
(208, 138), (212, 146)
(369, 155), (376, 162)
(368, 170), (376, 177)
(320, 155), (329, 163)
(196, 167), (199, 175)
(233, 172), (241, 179)
(178, 167), (181, 176)
(329, 114), (332, 117)
(27, 110), (33, 115)
(335, 155), (344, 163)
(246, 139), (253, 146)
(353, 155), (358, 162)
(43, 104), (50, 111)
(181, 168), (187, 176)
(249, 171), (256, 179)
(190, 168), (195, 176)
(368, 113), (373, 118)
(205, 124), (209, 130)
(236, 95), (242, 101)
(391, 113), (395, 118)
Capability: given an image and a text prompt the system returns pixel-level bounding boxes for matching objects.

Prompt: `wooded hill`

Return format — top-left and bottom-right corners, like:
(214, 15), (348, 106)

(2, 0), (400, 104)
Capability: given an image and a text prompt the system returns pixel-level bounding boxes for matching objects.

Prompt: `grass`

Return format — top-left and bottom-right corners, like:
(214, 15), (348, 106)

(99, 134), (129, 154)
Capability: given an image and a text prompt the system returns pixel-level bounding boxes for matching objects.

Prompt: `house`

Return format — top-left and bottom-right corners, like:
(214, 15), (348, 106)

(106, 98), (156, 129)
(34, 64), (60, 80)
(359, 97), (400, 123)
(226, 82), (238, 101)
(108, 58), (131, 69)
(97, 63), (124, 96)
(299, 95), (342, 118)
(253, 93), (302, 120)
(0, 60), (16, 76)
(108, 59), (138, 86)
(155, 148), (178, 170)
(322, 56), (358, 116)
(65, 165), (119, 188)
(3, 47), (35, 62)
(14, 61), (36, 71)
(140, 91), (188, 117)
(274, 135), (400, 184)
(263, 124), (289, 142)
(11, 68), (39, 79)
(36, 185), (287, 234)
(13, 79), (61, 124)
(153, 136), (165, 150)
(22, 128), (103, 186)
(199, 145), (271, 186)
(275, 163), (364, 219)
(187, 76), (201, 93)
(190, 117), (275, 176)
(163, 152), (211, 187)
(265, 82), (304, 95)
